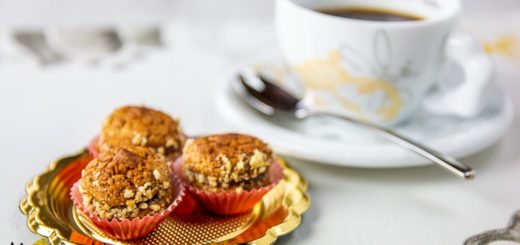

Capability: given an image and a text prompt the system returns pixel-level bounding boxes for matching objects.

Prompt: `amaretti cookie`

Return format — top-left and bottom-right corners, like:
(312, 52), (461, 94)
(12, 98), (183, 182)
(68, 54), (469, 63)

(173, 133), (283, 215)
(71, 146), (184, 240)
(81, 146), (174, 219)
(91, 105), (185, 160)
(183, 133), (273, 191)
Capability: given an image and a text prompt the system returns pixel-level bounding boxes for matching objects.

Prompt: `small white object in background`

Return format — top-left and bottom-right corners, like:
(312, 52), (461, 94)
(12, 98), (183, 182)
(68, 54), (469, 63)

(0, 29), (41, 68)
(44, 26), (163, 69)
(423, 33), (494, 118)
(45, 27), (123, 63)
(6, 30), (65, 66)
(0, 26), (164, 69)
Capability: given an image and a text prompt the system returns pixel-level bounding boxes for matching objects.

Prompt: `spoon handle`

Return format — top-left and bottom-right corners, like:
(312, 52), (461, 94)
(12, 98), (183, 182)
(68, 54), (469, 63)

(312, 111), (476, 179)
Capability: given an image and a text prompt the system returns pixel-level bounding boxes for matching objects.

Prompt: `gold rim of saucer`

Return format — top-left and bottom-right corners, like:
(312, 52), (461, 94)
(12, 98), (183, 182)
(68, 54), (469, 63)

(19, 150), (311, 244)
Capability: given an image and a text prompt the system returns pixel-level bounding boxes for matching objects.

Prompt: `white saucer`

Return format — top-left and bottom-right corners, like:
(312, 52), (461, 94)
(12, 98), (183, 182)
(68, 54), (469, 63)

(215, 55), (514, 168)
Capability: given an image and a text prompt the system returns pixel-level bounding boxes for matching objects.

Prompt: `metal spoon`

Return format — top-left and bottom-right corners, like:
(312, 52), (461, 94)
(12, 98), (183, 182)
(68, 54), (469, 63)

(232, 67), (475, 180)
(464, 209), (520, 244)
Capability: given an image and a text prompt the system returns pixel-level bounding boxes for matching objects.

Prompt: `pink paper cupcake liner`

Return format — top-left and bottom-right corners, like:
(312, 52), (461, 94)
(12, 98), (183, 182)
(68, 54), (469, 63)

(172, 157), (284, 215)
(70, 174), (185, 240)
(87, 135), (100, 157)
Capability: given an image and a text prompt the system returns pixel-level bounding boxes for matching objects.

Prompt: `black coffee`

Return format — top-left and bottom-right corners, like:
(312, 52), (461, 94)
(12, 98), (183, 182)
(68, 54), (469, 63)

(317, 7), (422, 22)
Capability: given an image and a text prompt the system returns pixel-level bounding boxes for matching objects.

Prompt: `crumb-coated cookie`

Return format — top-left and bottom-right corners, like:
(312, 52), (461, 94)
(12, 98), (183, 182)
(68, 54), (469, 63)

(80, 146), (174, 220)
(182, 133), (273, 191)
(99, 105), (185, 160)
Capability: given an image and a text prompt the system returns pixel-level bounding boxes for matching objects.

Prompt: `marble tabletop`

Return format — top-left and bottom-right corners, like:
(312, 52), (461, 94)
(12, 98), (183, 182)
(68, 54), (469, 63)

(1, 0), (519, 244)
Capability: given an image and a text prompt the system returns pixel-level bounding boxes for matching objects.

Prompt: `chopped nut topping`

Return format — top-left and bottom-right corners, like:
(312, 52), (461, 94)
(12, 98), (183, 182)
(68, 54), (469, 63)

(78, 183), (85, 193)
(140, 137), (148, 146)
(132, 134), (142, 145)
(184, 168), (270, 191)
(153, 169), (161, 180)
(123, 189), (135, 199)
(236, 160), (245, 170)
(139, 203), (148, 209)
(183, 133), (273, 188)
(166, 138), (176, 148)
(126, 200), (136, 209)
(250, 149), (268, 168)
(208, 177), (218, 187)
(135, 191), (143, 201)
(149, 204), (161, 212)
(83, 194), (93, 207)
(196, 174), (205, 184)
(145, 190), (153, 199)
(157, 146), (165, 155)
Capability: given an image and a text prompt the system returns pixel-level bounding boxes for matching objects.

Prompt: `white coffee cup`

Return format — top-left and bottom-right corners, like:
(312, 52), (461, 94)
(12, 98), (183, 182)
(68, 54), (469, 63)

(275, 0), (492, 125)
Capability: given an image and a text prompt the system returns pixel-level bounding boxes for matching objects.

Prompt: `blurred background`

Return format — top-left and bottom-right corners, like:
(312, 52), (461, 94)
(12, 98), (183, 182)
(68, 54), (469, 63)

(0, 0), (518, 69)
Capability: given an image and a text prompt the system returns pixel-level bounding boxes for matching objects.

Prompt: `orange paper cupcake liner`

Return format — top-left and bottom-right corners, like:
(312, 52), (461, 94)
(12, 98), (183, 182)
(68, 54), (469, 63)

(172, 158), (284, 215)
(70, 174), (185, 240)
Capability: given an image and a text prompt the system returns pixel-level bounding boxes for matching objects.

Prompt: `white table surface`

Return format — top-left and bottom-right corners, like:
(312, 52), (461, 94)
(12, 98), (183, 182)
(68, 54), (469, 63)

(1, 0), (519, 244)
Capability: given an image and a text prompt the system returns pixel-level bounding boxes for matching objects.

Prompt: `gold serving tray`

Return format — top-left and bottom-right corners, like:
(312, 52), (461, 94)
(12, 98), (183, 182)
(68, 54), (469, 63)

(19, 150), (310, 244)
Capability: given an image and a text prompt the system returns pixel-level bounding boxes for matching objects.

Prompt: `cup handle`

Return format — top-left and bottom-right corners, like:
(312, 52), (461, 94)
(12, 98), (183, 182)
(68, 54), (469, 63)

(422, 33), (493, 118)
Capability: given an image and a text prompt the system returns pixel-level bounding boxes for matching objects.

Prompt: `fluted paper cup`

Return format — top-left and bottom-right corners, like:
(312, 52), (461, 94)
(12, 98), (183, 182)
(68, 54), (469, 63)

(70, 174), (185, 240)
(172, 157), (283, 215)
(87, 135), (100, 157)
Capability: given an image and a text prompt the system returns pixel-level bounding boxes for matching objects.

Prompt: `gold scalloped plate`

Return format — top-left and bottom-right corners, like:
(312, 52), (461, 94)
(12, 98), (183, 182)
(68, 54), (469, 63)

(19, 150), (310, 245)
